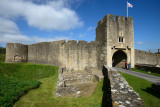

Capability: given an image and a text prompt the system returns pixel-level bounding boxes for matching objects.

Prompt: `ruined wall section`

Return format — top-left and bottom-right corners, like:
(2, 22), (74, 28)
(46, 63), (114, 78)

(5, 43), (28, 63)
(96, 16), (108, 69)
(59, 40), (98, 70)
(135, 49), (160, 65)
(28, 41), (61, 66)
(59, 40), (78, 70)
(96, 17), (107, 43)
(6, 40), (98, 70)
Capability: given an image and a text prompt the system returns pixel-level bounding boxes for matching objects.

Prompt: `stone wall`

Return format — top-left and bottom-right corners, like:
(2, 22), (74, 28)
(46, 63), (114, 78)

(5, 43), (28, 63)
(56, 67), (100, 97)
(6, 40), (98, 70)
(28, 41), (61, 66)
(135, 49), (160, 65)
(104, 66), (145, 107)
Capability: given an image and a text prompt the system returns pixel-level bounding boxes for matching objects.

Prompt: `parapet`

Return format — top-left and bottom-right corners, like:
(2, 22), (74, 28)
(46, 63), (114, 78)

(78, 40), (88, 44)
(68, 40), (77, 44)
(97, 14), (133, 26)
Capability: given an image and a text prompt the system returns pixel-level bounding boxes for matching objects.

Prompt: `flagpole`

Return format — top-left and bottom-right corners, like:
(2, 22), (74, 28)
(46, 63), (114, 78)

(127, 0), (128, 17)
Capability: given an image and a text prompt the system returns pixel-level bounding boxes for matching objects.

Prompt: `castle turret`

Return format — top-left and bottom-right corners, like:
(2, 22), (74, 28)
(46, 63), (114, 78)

(96, 14), (134, 68)
(5, 43), (28, 63)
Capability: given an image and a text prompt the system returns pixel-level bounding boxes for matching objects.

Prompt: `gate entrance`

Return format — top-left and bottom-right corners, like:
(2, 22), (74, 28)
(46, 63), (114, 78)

(112, 50), (127, 68)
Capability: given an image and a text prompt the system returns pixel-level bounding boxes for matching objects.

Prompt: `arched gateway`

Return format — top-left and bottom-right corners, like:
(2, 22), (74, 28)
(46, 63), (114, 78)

(112, 50), (127, 68)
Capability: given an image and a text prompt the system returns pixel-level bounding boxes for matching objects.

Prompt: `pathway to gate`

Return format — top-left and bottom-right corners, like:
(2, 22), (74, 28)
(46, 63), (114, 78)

(114, 67), (160, 83)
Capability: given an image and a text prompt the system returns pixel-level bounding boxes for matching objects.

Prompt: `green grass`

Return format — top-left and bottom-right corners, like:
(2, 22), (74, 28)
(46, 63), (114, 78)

(0, 63), (58, 107)
(120, 72), (160, 107)
(14, 74), (104, 107)
(0, 63), (58, 80)
(0, 54), (5, 62)
(0, 76), (40, 107)
(131, 68), (160, 77)
(0, 54), (105, 107)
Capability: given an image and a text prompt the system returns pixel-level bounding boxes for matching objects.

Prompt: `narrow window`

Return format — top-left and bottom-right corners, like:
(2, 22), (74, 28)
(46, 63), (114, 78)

(119, 37), (123, 42)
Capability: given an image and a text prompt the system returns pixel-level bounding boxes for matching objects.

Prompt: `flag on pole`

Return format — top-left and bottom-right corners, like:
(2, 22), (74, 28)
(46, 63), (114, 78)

(128, 2), (133, 8)
(127, 1), (133, 17)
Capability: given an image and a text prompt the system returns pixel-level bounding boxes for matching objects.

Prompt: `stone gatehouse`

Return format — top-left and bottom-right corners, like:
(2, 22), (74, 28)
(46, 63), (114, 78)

(5, 14), (160, 70)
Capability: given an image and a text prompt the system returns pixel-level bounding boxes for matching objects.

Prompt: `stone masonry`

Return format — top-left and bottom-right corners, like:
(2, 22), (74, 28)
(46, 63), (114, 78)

(104, 66), (146, 107)
(56, 67), (103, 97)
(5, 14), (160, 70)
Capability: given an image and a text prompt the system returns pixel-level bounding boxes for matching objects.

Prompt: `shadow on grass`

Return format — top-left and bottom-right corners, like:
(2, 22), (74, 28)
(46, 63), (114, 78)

(142, 88), (160, 98)
(101, 66), (112, 107)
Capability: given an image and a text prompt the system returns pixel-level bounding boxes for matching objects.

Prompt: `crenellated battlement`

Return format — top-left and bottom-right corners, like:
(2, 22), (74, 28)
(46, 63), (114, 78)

(97, 14), (133, 27)
(5, 40), (99, 70)
(5, 14), (160, 70)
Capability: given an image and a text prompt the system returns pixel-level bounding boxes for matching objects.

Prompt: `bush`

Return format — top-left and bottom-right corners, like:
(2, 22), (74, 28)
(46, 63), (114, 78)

(0, 47), (6, 54)
(0, 54), (5, 62)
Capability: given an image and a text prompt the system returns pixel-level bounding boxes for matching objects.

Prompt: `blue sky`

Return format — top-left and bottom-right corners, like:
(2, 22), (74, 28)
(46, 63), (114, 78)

(0, 0), (160, 52)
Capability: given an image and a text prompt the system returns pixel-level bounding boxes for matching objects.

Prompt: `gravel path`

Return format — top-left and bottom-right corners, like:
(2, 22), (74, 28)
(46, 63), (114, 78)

(114, 67), (160, 83)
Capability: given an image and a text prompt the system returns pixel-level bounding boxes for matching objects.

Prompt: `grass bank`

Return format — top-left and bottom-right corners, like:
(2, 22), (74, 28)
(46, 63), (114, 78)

(131, 68), (160, 77)
(14, 75), (104, 107)
(120, 72), (160, 107)
(0, 62), (58, 107)
(0, 62), (105, 107)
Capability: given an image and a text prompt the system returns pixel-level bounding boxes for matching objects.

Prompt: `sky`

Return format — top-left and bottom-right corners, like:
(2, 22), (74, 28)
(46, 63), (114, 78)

(0, 0), (160, 52)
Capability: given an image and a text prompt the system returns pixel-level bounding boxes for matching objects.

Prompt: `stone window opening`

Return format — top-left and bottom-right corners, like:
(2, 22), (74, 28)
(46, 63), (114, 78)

(119, 37), (124, 43)
(14, 55), (20, 61)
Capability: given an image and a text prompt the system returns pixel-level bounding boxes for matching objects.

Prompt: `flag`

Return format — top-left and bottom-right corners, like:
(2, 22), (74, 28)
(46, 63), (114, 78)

(128, 2), (133, 8)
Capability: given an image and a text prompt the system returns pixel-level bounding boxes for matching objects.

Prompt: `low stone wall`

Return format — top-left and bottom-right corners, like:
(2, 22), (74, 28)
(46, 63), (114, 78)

(56, 67), (101, 97)
(135, 64), (160, 74)
(135, 49), (160, 65)
(104, 66), (145, 107)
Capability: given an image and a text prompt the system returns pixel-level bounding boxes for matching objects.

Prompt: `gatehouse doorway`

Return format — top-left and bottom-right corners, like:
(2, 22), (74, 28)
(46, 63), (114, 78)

(112, 50), (127, 68)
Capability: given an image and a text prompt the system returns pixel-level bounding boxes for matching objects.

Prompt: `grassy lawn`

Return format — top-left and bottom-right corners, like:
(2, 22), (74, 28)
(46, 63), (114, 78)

(14, 74), (104, 107)
(0, 54), (105, 107)
(120, 72), (160, 107)
(0, 61), (58, 107)
(131, 68), (160, 77)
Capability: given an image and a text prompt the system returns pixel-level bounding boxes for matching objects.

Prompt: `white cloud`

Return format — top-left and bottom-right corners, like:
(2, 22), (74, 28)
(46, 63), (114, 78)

(0, 18), (71, 44)
(0, 33), (71, 44)
(87, 26), (95, 31)
(0, 18), (20, 34)
(136, 41), (144, 45)
(0, 34), (31, 44)
(0, 0), (81, 44)
(0, 0), (83, 31)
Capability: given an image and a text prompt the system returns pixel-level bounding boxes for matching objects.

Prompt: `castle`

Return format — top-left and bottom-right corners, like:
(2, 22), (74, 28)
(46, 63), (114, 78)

(5, 14), (160, 70)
